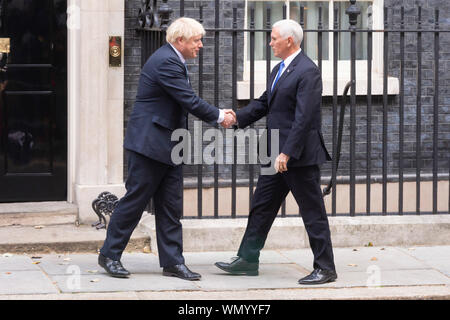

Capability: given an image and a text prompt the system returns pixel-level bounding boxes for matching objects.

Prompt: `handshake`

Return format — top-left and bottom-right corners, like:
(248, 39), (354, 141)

(220, 109), (237, 129)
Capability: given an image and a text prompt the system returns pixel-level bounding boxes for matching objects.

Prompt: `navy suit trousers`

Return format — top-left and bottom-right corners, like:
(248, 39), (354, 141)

(237, 165), (336, 272)
(100, 150), (184, 267)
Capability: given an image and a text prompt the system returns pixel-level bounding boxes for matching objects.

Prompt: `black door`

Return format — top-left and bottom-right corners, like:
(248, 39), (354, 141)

(0, 0), (67, 202)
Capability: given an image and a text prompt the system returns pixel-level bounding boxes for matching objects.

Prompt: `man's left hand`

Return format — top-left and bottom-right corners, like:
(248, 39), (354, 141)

(274, 153), (290, 173)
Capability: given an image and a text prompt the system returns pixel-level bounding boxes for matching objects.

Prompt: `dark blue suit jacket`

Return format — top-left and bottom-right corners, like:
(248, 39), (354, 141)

(236, 51), (331, 167)
(124, 44), (220, 165)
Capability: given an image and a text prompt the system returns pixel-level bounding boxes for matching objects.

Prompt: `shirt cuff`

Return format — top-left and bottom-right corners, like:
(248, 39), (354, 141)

(217, 109), (225, 123)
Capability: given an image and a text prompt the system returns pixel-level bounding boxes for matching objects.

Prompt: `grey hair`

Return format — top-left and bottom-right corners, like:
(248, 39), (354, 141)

(272, 19), (303, 46)
(166, 17), (206, 43)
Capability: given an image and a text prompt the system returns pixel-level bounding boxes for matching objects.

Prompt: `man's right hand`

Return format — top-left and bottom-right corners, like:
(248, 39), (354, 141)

(220, 109), (236, 128)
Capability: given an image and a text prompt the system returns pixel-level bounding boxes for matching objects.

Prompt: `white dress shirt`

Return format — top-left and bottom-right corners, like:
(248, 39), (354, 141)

(169, 43), (224, 124)
(271, 48), (302, 89)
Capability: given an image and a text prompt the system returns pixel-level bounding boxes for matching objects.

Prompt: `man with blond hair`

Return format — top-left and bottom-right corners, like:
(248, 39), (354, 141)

(98, 17), (236, 280)
(215, 19), (337, 285)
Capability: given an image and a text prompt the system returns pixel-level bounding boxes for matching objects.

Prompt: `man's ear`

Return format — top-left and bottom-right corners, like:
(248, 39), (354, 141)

(176, 36), (185, 46)
(287, 36), (294, 47)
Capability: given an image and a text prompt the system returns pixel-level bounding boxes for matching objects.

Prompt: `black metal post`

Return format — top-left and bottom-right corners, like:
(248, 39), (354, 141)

(318, 5), (323, 72)
(249, 4), (256, 212)
(399, 7), (405, 215)
(232, 7), (237, 218)
(179, 0), (184, 17)
(332, 6), (338, 216)
(197, 5), (204, 219)
(433, 9), (440, 214)
(416, 6), (422, 215)
(266, 5), (272, 89)
(214, 0), (220, 218)
(300, 6), (305, 52)
(346, 0), (360, 217)
(366, 6), (372, 216)
(382, 6), (388, 215)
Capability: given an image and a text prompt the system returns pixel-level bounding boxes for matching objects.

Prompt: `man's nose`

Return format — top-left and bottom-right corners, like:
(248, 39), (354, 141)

(199, 41), (203, 48)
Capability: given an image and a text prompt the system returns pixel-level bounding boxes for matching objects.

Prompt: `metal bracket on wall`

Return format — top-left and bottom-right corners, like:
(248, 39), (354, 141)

(137, 0), (172, 30)
(91, 192), (119, 229)
(323, 80), (353, 197)
(138, 0), (159, 29)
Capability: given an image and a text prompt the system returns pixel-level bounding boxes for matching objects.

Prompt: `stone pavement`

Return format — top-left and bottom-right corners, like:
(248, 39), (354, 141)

(0, 245), (449, 300)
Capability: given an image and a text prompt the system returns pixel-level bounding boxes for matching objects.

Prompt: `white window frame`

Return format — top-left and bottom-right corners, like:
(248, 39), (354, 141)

(238, 0), (399, 99)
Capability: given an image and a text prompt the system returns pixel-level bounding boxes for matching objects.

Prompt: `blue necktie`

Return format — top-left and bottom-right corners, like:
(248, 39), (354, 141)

(271, 61), (285, 91)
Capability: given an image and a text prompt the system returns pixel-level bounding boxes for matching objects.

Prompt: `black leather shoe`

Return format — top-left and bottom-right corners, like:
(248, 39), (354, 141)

(298, 268), (337, 285)
(98, 253), (130, 278)
(214, 257), (259, 276)
(163, 264), (201, 281)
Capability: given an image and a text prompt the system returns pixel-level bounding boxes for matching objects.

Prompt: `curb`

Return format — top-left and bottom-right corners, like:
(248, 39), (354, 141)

(138, 213), (450, 252)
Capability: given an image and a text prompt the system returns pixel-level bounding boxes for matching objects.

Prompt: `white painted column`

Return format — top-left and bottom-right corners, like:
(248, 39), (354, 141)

(68, 0), (126, 223)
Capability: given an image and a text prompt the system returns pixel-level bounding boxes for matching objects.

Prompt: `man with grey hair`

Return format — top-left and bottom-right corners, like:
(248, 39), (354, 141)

(98, 17), (236, 281)
(215, 19), (337, 285)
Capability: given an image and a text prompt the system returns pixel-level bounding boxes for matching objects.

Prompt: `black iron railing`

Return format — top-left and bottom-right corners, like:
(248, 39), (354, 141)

(132, 0), (449, 219)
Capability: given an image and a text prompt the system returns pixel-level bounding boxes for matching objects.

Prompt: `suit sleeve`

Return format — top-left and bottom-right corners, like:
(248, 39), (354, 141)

(235, 91), (269, 128)
(281, 69), (322, 159)
(157, 57), (220, 124)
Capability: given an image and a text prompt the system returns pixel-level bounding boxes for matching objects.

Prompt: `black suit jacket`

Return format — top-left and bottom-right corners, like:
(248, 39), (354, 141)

(236, 50), (331, 167)
(124, 44), (220, 166)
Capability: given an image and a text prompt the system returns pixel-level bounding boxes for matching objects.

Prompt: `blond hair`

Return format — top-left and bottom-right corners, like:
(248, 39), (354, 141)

(166, 17), (206, 44)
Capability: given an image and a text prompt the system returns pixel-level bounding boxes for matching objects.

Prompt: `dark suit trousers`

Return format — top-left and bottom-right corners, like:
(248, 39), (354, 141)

(237, 165), (336, 271)
(100, 150), (184, 267)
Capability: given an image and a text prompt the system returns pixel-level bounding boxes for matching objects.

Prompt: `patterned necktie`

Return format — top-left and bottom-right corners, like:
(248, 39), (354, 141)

(271, 61), (285, 91)
(184, 63), (190, 84)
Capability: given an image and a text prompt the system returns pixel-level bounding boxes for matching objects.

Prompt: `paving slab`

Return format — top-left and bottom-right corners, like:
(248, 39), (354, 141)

(120, 253), (161, 273)
(315, 269), (450, 288)
(183, 250), (292, 266)
(51, 272), (199, 293)
(37, 253), (104, 276)
(0, 255), (42, 272)
(395, 246), (450, 277)
(378, 269), (450, 286)
(1, 248), (449, 298)
(279, 246), (431, 274)
(0, 271), (58, 295)
(425, 261), (450, 277)
(36, 253), (161, 276)
(0, 292), (141, 300)
(395, 246), (450, 260)
(194, 264), (307, 291)
(396, 246), (450, 264)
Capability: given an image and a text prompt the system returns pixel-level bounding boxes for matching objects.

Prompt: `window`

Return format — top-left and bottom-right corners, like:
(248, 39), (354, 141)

(238, 0), (399, 99)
